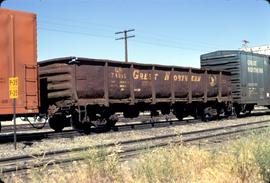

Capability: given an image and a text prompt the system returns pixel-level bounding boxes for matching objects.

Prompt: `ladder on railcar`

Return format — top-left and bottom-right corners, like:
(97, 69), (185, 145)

(24, 64), (38, 110)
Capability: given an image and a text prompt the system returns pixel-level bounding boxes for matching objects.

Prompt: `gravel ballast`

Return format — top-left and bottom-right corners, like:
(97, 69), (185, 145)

(0, 115), (270, 159)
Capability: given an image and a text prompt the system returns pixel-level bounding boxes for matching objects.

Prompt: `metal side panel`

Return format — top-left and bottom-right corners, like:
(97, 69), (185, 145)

(200, 51), (241, 102)
(201, 50), (270, 106)
(0, 8), (38, 115)
(39, 62), (75, 108)
(239, 53), (270, 105)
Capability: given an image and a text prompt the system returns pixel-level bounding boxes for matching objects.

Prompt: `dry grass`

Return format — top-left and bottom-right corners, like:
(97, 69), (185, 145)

(128, 145), (263, 183)
(5, 129), (270, 183)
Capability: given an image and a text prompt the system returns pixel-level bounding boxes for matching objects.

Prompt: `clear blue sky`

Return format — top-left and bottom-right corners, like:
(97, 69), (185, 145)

(2, 0), (270, 67)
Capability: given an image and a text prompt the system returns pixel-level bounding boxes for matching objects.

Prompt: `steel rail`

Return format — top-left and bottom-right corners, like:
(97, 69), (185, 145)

(1, 108), (268, 133)
(1, 119), (269, 175)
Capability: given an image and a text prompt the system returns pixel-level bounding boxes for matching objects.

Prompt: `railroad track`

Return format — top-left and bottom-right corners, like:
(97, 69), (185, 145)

(0, 129), (85, 144)
(1, 108), (269, 134)
(1, 123), (50, 133)
(0, 108), (268, 144)
(1, 119), (270, 179)
(0, 108), (269, 145)
(0, 113), (175, 133)
(0, 117), (197, 143)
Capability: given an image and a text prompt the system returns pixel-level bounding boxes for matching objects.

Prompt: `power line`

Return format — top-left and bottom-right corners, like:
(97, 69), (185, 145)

(135, 34), (220, 50)
(38, 26), (213, 52)
(38, 17), (224, 49)
(39, 19), (118, 33)
(38, 27), (113, 39)
(39, 21), (222, 50)
(138, 32), (224, 48)
(132, 39), (210, 52)
(39, 20), (115, 36)
(40, 15), (121, 31)
(115, 29), (135, 63)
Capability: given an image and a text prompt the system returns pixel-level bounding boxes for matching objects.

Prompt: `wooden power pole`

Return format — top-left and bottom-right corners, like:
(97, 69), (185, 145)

(115, 29), (135, 63)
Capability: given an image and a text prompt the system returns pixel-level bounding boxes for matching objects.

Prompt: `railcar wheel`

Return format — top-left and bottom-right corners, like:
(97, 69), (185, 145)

(70, 112), (82, 130)
(70, 111), (92, 134)
(200, 109), (209, 122)
(225, 110), (232, 117)
(173, 106), (186, 121)
(49, 114), (66, 132)
(194, 109), (203, 120)
(161, 108), (170, 115)
(123, 109), (139, 118)
(234, 106), (241, 117)
(175, 113), (184, 121)
(82, 123), (92, 134)
(104, 114), (119, 131)
(201, 107), (214, 122)
(201, 113), (211, 122)
(151, 110), (159, 117)
(245, 104), (254, 115)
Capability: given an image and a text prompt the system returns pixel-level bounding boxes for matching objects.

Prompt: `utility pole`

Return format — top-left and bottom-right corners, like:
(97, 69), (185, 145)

(242, 40), (249, 48)
(115, 29), (135, 63)
(241, 40), (250, 51)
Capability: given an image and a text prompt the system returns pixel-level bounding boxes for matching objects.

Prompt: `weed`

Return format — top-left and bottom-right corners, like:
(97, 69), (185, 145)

(6, 128), (270, 183)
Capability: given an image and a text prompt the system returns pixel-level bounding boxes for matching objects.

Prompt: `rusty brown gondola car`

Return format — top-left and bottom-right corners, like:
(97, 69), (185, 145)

(0, 8), (38, 130)
(39, 57), (232, 132)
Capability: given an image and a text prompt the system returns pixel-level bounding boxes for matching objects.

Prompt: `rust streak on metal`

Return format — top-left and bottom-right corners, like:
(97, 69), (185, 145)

(39, 57), (232, 113)
(130, 64), (135, 105)
(218, 71), (222, 102)
(204, 70), (208, 103)
(170, 67), (175, 104)
(104, 62), (109, 107)
(188, 68), (192, 103)
(151, 66), (156, 104)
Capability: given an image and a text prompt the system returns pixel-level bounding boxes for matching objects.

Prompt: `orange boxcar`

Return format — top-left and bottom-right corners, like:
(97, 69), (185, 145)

(0, 8), (38, 120)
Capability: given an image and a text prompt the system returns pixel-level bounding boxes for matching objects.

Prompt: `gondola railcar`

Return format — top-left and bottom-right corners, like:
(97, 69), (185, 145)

(39, 57), (232, 132)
